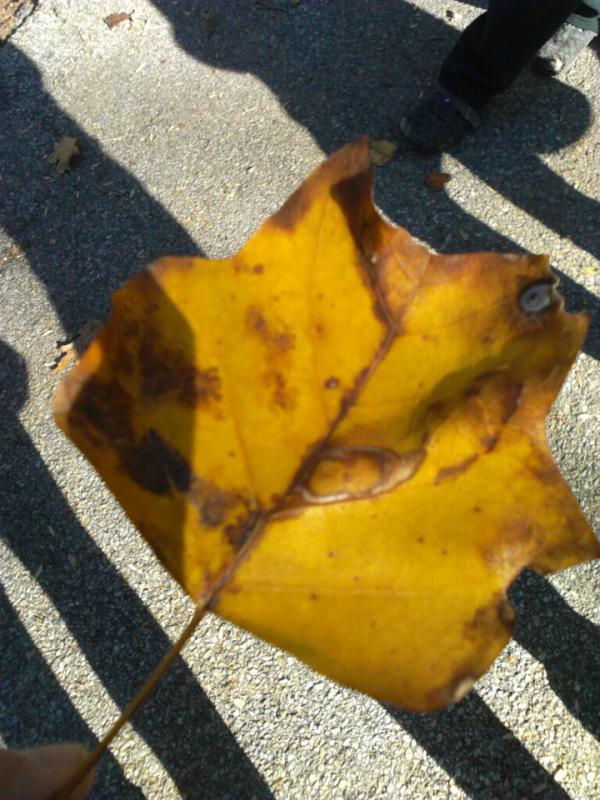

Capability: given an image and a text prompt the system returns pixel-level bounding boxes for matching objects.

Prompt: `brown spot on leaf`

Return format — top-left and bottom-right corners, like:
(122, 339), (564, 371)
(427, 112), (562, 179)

(272, 372), (288, 409)
(434, 454), (478, 484)
(247, 306), (268, 337)
(121, 429), (191, 494)
(253, 264), (264, 274)
(481, 435), (498, 452)
(189, 477), (240, 527)
(138, 334), (222, 408)
(193, 367), (223, 406)
(324, 376), (339, 389)
(500, 381), (522, 423)
(483, 517), (536, 575)
(273, 330), (295, 352)
(224, 510), (260, 550)
(73, 379), (192, 494)
(264, 370), (296, 411)
(71, 378), (130, 439)
(339, 365), (370, 415)
(246, 306), (295, 353)
(72, 380), (189, 493)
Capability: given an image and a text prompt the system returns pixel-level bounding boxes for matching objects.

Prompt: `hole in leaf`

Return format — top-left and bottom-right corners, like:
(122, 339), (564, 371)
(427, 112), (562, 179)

(519, 281), (557, 315)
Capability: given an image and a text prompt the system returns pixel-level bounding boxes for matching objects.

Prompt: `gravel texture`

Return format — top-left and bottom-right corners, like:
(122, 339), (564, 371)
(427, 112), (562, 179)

(0, 1), (599, 798)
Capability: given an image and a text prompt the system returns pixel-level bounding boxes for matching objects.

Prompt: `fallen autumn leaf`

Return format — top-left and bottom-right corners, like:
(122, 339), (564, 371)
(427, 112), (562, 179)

(51, 135), (600, 797)
(425, 171), (452, 192)
(369, 138), (398, 165)
(104, 11), (131, 29)
(51, 320), (103, 372)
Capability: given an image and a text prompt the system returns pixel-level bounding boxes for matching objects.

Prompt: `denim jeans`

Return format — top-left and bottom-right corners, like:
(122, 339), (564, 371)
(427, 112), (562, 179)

(439, 0), (598, 109)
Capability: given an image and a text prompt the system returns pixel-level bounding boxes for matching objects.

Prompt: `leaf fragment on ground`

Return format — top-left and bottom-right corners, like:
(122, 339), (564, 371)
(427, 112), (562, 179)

(55, 137), (600, 712)
(51, 320), (103, 372)
(199, 8), (217, 35)
(425, 171), (452, 192)
(48, 136), (80, 174)
(104, 11), (131, 28)
(369, 138), (398, 165)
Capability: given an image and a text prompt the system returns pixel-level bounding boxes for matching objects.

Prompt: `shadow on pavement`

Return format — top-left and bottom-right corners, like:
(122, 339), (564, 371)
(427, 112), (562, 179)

(1, 2), (598, 798)
(510, 568), (600, 741)
(0, 43), (199, 338)
(151, 0), (600, 360)
(385, 690), (571, 800)
(0, 44), (273, 799)
(384, 567), (600, 798)
(0, 586), (142, 797)
(144, 1), (598, 796)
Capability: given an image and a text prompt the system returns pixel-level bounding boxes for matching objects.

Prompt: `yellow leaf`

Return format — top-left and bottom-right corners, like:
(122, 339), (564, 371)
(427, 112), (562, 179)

(55, 137), (599, 712)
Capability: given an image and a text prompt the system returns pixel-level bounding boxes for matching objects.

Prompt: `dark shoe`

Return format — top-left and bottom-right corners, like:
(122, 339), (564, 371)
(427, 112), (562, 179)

(400, 88), (480, 154)
(532, 21), (596, 76)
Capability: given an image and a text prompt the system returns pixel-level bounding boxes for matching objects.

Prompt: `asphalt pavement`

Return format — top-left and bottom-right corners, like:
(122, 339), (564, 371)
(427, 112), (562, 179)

(1, 1), (599, 798)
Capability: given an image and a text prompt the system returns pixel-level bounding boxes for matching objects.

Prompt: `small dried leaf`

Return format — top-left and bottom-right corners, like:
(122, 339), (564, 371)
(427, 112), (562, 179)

(51, 320), (102, 372)
(369, 139), (398, 166)
(199, 8), (217, 35)
(48, 136), (80, 174)
(425, 171), (452, 192)
(52, 342), (75, 373)
(104, 12), (131, 29)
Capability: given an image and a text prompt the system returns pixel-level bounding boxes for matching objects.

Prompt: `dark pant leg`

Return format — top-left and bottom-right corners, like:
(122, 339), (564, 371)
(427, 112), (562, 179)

(571, 0), (600, 32)
(439, 0), (582, 109)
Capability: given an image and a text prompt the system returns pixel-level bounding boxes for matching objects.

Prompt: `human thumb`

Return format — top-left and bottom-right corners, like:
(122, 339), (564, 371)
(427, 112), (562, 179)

(0, 744), (95, 800)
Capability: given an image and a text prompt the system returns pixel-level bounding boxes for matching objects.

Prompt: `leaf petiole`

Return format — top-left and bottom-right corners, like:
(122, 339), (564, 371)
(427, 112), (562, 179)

(48, 604), (207, 800)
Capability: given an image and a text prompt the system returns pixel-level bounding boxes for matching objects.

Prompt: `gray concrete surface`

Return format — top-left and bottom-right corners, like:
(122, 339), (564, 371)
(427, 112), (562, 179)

(0, 1), (599, 798)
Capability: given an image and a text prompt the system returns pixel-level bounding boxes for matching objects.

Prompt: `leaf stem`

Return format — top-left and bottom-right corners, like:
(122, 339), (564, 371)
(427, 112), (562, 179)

(48, 604), (207, 800)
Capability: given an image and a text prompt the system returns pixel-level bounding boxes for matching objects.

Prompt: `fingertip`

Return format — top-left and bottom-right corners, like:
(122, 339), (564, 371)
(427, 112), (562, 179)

(0, 743), (95, 800)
